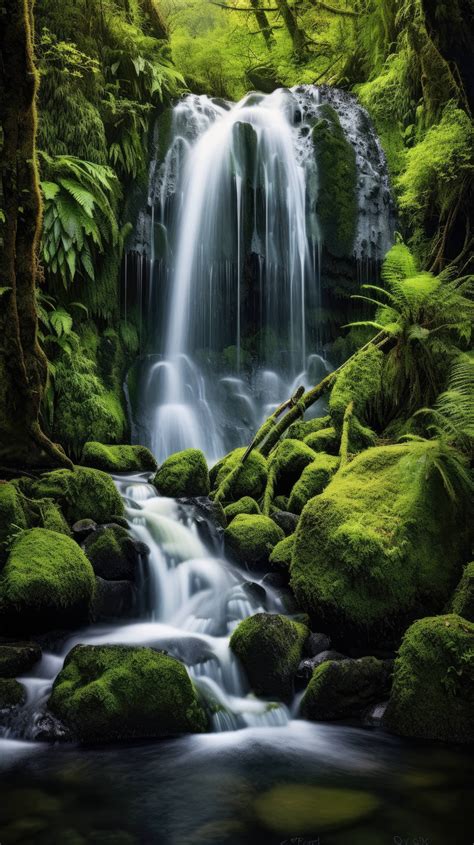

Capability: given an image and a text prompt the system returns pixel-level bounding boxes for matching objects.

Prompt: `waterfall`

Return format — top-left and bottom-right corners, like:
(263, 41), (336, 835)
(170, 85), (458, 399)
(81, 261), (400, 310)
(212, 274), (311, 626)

(126, 85), (394, 463)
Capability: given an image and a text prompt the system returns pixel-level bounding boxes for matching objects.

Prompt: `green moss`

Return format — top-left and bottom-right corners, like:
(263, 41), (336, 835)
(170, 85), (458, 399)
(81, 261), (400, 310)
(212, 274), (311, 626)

(154, 448), (209, 497)
(291, 442), (467, 644)
(37, 500), (71, 535)
(48, 644), (207, 741)
(269, 533), (295, 572)
(85, 526), (136, 581)
(312, 104), (357, 257)
(230, 613), (308, 701)
(254, 785), (380, 835)
(0, 528), (95, 632)
(224, 514), (284, 568)
(81, 442), (157, 473)
(210, 447), (268, 501)
(268, 439), (317, 498)
(272, 495), (289, 511)
(288, 454), (340, 514)
(0, 483), (29, 562)
(301, 656), (392, 721)
(224, 496), (260, 522)
(449, 562), (474, 622)
(25, 467), (124, 524)
(329, 345), (383, 432)
(384, 615), (474, 743)
(286, 415), (331, 442)
(0, 679), (25, 709)
(303, 426), (339, 455)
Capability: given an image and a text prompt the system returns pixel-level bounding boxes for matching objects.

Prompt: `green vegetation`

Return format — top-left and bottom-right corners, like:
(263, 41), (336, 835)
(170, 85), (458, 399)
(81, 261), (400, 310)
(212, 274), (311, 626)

(23, 467), (124, 524)
(48, 644), (207, 741)
(301, 656), (392, 721)
(384, 615), (474, 743)
(211, 447), (268, 501)
(224, 496), (261, 522)
(230, 612), (308, 700)
(449, 563), (474, 623)
(0, 679), (25, 709)
(224, 513), (284, 568)
(287, 453), (339, 514)
(154, 448), (210, 497)
(254, 785), (380, 835)
(81, 441), (157, 472)
(269, 533), (295, 572)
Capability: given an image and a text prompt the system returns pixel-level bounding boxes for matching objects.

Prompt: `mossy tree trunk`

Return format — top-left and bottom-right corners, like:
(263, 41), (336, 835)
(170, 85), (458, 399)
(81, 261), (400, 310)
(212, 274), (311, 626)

(0, 0), (72, 469)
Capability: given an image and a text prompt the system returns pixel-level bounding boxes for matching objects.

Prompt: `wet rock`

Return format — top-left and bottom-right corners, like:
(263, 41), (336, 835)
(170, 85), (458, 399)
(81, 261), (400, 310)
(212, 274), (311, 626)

(0, 678), (25, 709)
(72, 518), (97, 543)
(31, 711), (73, 742)
(301, 656), (393, 721)
(261, 572), (287, 590)
(242, 581), (266, 605)
(271, 510), (299, 537)
(85, 525), (141, 581)
(92, 577), (136, 622)
(304, 632), (332, 657)
(0, 641), (42, 677)
(363, 700), (388, 728)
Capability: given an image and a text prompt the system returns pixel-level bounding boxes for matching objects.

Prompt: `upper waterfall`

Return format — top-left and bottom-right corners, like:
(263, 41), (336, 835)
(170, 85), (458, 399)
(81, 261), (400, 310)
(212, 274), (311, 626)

(126, 85), (394, 462)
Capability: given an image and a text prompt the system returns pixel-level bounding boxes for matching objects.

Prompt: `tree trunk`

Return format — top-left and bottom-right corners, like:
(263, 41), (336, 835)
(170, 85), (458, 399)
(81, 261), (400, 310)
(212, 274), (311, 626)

(274, 0), (306, 59)
(250, 0), (275, 49)
(0, 0), (72, 469)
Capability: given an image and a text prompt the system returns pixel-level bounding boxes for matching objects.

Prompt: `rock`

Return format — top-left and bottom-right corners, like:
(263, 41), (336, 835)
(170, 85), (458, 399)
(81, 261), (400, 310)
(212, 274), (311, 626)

(0, 483), (29, 563)
(286, 415), (331, 442)
(242, 581), (266, 605)
(177, 496), (227, 528)
(23, 467), (124, 524)
(269, 439), (316, 497)
(154, 448), (210, 497)
(261, 571), (287, 589)
(92, 577), (136, 621)
(0, 528), (95, 634)
(230, 612), (309, 701)
(449, 561), (474, 622)
(224, 496), (261, 522)
(254, 784), (380, 836)
(0, 641), (42, 677)
(384, 614), (474, 743)
(291, 442), (468, 645)
(85, 525), (139, 581)
(301, 656), (393, 720)
(270, 510), (298, 536)
(304, 632), (331, 657)
(303, 426), (339, 454)
(72, 518), (97, 543)
(329, 344), (383, 433)
(48, 644), (208, 742)
(287, 454), (340, 514)
(0, 678), (25, 709)
(297, 649), (346, 681)
(81, 442), (157, 473)
(177, 497), (225, 550)
(363, 701), (388, 727)
(210, 447), (268, 501)
(269, 534), (294, 575)
(224, 514), (284, 569)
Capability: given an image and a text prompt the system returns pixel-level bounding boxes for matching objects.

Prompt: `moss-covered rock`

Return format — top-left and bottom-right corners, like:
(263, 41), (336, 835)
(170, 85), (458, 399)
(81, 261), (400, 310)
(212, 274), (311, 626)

(329, 345), (383, 432)
(269, 439), (316, 497)
(449, 562), (474, 622)
(210, 447), (268, 501)
(0, 528), (95, 633)
(0, 483), (29, 562)
(84, 526), (138, 581)
(291, 442), (467, 644)
(154, 449), (209, 497)
(304, 426), (339, 455)
(269, 534), (295, 573)
(0, 678), (25, 709)
(48, 644), (207, 742)
(224, 496), (261, 522)
(230, 612), (309, 701)
(312, 104), (357, 258)
(225, 514), (284, 569)
(301, 656), (392, 721)
(384, 614), (474, 743)
(24, 467), (124, 525)
(81, 442), (157, 473)
(254, 784), (380, 836)
(0, 642), (42, 677)
(286, 415), (331, 442)
(288, 454), (340, 514)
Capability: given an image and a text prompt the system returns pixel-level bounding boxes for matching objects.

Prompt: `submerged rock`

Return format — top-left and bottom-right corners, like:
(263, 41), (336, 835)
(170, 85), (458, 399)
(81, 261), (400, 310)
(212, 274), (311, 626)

(384, 614), (474, 743)
(301, 656), (393, 720)
(449, 561), (474, 622)
(0, 528), (95, 634)
(81, 442), (158, 473)
(224, 514), (284, 569)
(23, 467), (124, 524)
(230, 612), (308, 701)
(154, 448), (210, 497)
(0, 641), (42, 677)
(254, 784), (380, 836)
(48, 644), (207, 742)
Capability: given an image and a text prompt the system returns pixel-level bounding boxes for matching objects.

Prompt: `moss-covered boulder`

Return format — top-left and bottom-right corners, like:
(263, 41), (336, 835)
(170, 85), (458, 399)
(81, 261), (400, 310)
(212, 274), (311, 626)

(0, 483), (29, 562)
(449, 562), (474, 622)
(0, 679), (25, 709)
(225, 514), (284, 569)
(269, 534), (295, 573)
(84, 526), (139, 581)
(230, 612), (309, 701)
(24, 467), (124, 525)
(288, 454), (340, 514)
(0, 529), (95, 633)
(291, 442), (468, 644)
(384, 615), (474, 743)
(329, 345), (383, 432)
(81, 442), (157, 473)
(269, 439), (316, 497)
(286, 415), (331, 442)
(154, 448), (209, 497)
(210, 447), (268, 501)
(224, 496), (260, 523)
(301, 656), (392, 721)
(304, 426), (339, 455)
(0, 642), (42, 677)
(48, 644), (207, 742)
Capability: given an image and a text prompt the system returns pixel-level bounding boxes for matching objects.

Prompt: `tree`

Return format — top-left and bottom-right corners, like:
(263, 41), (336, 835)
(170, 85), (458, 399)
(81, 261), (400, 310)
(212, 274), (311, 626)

(0, 0), (71, 468)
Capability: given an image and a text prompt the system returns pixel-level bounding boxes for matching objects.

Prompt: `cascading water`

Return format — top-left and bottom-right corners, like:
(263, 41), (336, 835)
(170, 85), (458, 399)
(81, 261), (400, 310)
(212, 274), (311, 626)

(127, 85), (394, 463)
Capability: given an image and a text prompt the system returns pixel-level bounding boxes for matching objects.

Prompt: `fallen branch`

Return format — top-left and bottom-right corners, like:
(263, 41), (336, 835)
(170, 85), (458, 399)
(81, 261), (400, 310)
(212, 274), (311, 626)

(338, 400), (354, 467)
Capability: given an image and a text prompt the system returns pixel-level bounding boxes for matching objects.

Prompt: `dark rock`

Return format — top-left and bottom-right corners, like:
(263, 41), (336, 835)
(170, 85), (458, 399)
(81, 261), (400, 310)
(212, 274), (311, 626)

(261, 572), (288, 590)
(72, 518), (97, 543)
(363, 701), (388, 728)
(301, 657), (393, 721)
(0, 641), (42, 677)
(0, 678), (25, 709)
(242, 581), (267, 605)
(108, 515), (130, 529)
(271, 510), (299, 537)
(304, 632), (332, 657)
(92, 577), (137, 622)
(31, 711), (74, 742)
(85, 525), (139, 581)
(310, 649), (347, 667)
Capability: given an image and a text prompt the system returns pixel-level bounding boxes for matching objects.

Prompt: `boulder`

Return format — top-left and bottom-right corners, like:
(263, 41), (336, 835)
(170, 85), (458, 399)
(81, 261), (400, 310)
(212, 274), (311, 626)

(0, 641), (42, 677)
(48, 644), (207, 742)
(303, 632), (332, 657)
(0, 528), (95, 633)
(269, 534), (295, 574)
(268, 439), (316, 497)
(287, 454), (340, 514)
(303, 426), (339, 454)
(270, 510), (298, 536)
(449, 561), (474, 622)
(92, 577), (136, 621)
(0, 483), (29, 562)
(225, 514), (284, 569)
(84, 525), (139, 581)
(224, 496), (261, 522)
(301, 656), (393, 720)
(81, 442), (157, 473)
(297, 649), (347, 682)
(384, 614), (474, 743)
(286, 415), (331, 442)
(154, 448), (210, 497)
(230, 612), (309, 701)
(72, 518), (97, 543)
(210, 447), (268, 501)
(291, 442), (468, 645)
(23, 467), (124, 524)
(0, 678), (25, 709)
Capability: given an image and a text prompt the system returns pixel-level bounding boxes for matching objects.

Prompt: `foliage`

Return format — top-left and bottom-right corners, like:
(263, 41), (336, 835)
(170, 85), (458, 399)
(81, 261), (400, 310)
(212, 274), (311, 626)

(412, 355), (474, 458)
